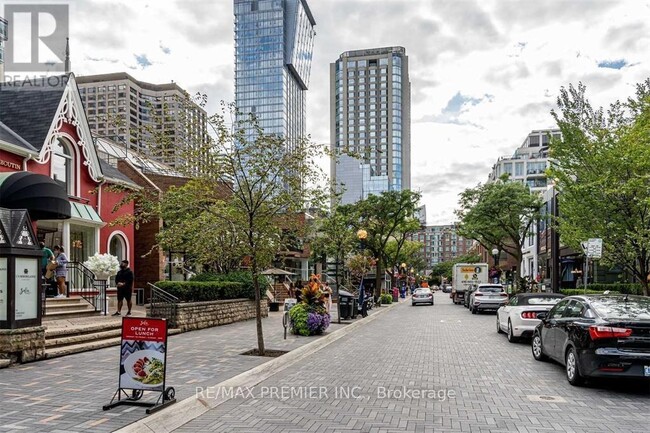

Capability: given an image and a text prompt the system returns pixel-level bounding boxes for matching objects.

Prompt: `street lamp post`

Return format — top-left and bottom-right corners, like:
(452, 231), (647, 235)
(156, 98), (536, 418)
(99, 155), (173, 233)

(356, 229), (369, 318)
(491, 248), (499, 283)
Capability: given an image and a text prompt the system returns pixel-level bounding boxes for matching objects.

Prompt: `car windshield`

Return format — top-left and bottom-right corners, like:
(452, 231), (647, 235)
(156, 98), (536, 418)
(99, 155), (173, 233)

(418, 289), (431, 294)
(522, 296), (564, 306)
(589, 296), (650, 320)
(478, 286), (503, 292)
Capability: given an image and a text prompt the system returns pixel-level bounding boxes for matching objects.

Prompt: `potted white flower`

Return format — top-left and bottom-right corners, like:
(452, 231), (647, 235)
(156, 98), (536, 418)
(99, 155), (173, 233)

(84, 253), (120, 280)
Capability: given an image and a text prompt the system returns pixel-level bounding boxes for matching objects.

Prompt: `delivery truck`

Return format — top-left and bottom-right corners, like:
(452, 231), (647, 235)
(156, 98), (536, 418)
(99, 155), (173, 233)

(451, 263), (488, 304)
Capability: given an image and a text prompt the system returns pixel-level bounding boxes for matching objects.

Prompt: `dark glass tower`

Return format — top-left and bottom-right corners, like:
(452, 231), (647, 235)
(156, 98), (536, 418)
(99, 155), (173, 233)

(234, 0), (315, 149)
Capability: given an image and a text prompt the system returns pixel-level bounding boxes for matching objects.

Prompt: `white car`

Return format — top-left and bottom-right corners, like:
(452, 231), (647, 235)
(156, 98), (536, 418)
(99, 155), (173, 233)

(496, 293), (565, 342)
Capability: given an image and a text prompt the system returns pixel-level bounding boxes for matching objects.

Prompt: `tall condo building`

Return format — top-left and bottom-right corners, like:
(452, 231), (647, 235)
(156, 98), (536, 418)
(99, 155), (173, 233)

(331, 47), (411, 205)
(0, 17), (7, 80)
(234, 0), (316, 148)
(77, 73), (209, 168)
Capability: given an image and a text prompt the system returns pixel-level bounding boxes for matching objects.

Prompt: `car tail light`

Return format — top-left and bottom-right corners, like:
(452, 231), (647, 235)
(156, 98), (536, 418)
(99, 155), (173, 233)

(500, 293), (508, 297)
(474, 293), (483, 297)
(589, 326), (632, 340)
(521, 311), (538, 319)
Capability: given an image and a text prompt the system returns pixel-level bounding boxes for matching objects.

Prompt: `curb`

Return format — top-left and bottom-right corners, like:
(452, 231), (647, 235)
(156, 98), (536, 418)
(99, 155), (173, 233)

(115, 301), (400, 433)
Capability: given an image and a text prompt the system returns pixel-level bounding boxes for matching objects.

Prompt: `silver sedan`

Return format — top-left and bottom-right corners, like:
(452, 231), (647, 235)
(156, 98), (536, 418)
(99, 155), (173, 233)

(412, 288), (434, 306)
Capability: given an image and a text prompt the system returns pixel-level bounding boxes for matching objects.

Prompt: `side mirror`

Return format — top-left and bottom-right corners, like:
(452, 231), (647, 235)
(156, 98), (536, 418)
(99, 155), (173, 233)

(536, 312), (548, 320)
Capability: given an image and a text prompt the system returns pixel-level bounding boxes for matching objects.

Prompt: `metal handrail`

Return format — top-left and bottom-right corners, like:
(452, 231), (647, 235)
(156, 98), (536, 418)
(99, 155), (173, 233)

(64, 261), (106, 314)
(148, 282), (179, 328)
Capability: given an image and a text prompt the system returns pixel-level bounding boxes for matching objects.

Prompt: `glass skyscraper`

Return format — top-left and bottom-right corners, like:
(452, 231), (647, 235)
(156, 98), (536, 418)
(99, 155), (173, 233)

(234, 0), (315, 149)
(330, 47), (411, 205)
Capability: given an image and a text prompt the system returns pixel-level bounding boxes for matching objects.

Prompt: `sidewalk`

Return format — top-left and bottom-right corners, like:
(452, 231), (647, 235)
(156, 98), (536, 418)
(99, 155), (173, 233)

(0, 303), (389, 433)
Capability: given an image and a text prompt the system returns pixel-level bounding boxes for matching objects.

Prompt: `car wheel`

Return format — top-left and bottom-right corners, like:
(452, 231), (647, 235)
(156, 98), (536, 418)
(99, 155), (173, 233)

(531, 333), (548, 362)
(471, 306), (477, 314)
(507, 320), (519, 343)
(565, 347), (584, 386)
(496, 315), (504, 334)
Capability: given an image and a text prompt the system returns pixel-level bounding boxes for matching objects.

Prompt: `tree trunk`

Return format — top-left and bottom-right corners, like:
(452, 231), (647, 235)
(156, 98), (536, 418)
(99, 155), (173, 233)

(249, 227), (265, 356)
(374, 261), (383, 298)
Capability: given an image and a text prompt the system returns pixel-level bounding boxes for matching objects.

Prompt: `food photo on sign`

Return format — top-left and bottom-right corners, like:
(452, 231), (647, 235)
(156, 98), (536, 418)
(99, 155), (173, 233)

(118, 317), (168, 392)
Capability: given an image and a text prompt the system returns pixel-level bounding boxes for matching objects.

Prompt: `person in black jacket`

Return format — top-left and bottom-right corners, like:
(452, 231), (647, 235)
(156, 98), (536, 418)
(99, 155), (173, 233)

(113, 260), (134, 316)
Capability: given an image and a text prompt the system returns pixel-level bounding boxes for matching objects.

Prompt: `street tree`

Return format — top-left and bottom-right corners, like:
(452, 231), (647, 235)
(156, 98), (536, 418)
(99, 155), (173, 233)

(174, 103), (327, 355)
(548, 79), (650, 296)
(456, 178), (542, 290)
(310, 202), (358, 291)
(349, 190), (422, 297)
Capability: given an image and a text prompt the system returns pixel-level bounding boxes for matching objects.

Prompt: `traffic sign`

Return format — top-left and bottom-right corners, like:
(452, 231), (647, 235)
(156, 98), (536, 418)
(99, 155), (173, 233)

(587, 238), (602, 259)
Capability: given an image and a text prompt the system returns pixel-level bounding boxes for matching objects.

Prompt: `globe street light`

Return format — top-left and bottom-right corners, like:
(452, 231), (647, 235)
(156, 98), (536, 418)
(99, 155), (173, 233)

(491, 248), (499, 267)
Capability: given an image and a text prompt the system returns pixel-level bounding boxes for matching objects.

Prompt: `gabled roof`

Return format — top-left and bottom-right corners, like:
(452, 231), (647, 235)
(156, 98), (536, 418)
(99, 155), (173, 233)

(0, 76), (68, 151)
(99, 159), (140, 189)
(0, 121), (37, 152)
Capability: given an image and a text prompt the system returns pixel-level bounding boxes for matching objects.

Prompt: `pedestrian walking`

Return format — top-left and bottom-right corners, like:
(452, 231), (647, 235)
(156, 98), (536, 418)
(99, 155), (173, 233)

(322, 281), (333, 313)
(113, 260), (134, 316)
(52, 245), (68, 298)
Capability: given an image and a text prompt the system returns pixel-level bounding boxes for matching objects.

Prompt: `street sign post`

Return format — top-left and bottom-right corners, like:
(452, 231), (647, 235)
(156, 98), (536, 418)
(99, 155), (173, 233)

(581, 238), (603, 294)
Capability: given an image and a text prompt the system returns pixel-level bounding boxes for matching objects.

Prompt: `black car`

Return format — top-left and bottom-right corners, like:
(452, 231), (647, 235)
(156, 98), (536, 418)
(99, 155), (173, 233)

(532, 295), (650, 386)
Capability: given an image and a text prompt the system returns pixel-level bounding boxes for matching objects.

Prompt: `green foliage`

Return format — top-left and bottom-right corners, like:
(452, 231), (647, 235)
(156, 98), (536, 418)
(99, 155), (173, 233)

(289, 303), (310, 336)
(580, 283), (643, 295)
(456, 178), (542, 288)
(430, 254), (482, 282)
(346, 190), (422, 295)
(560, 289), (621, 296)
(379, 293), (393, 304)
(154, 281), (246, 302)
(190, 271), (267, 295)
(549, 79), (650, 296)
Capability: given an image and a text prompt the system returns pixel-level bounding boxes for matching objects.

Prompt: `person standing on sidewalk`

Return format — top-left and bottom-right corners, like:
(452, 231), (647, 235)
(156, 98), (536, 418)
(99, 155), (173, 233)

(40, 242), (54, 279)
(113, 260), (134, 316)
(53, 245), (68, 298)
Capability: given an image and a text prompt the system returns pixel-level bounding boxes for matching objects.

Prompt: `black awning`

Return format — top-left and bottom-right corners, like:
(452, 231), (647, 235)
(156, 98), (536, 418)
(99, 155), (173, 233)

(0, 171), (71, 220)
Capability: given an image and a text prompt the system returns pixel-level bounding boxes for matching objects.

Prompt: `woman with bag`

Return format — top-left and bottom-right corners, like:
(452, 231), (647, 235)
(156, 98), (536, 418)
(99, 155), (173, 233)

(53, 245), (68, 298)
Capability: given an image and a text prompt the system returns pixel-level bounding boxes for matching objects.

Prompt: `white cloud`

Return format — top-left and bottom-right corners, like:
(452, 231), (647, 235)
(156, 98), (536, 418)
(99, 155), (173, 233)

(66, 0), (650, 225)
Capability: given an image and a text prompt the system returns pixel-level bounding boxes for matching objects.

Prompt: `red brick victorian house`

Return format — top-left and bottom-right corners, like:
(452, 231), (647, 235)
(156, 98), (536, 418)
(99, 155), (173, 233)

(0, 74), (137, 273)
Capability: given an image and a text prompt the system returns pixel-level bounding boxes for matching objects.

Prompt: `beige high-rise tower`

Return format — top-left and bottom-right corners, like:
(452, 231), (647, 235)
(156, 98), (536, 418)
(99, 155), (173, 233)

(330, 46), (411, 205)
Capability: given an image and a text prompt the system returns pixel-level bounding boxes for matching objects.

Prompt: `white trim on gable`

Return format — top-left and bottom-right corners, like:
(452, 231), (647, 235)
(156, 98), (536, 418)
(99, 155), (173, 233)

(37, 73), (104, 183)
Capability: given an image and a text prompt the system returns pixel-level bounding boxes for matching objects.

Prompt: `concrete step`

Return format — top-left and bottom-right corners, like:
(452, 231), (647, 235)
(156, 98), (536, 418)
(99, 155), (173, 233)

(45, 328), (122, 348)
(44, 328), (182, 359)
(43, 309), (101, 321)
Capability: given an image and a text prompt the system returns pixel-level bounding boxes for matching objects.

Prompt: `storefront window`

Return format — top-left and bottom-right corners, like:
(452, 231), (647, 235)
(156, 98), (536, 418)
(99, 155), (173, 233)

(52, 139), (74, 195)
(69, 225), (95, 263)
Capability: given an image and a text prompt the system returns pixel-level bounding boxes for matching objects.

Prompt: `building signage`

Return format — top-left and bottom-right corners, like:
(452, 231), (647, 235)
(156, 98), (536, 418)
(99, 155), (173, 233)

(0, 258), (7, 321)
(0, 159), (21, 170)
(14, 258), (38, 320)
(118, 317), (168, 391)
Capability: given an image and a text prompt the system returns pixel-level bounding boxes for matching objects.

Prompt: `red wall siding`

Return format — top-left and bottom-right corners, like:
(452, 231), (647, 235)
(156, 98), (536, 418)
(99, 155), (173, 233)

(99, 183), (135, 265)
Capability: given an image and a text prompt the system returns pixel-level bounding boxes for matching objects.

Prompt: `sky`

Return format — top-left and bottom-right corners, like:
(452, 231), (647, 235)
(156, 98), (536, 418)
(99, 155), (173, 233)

(7, 0), (650, 225)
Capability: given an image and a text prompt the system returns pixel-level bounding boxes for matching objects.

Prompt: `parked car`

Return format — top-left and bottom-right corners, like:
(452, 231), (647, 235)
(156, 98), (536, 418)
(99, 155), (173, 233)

(468, 284), (507, 314)
(496, 293), (565, 342)
(532, 295), (650, 386)
(442, 285), (451, 293)
(412, 288), (434, 306)
(463, 284), (479, 309)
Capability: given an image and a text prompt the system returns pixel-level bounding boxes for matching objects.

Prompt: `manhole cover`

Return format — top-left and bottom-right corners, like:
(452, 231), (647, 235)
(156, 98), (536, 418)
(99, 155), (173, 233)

(527, 395), (566, 403)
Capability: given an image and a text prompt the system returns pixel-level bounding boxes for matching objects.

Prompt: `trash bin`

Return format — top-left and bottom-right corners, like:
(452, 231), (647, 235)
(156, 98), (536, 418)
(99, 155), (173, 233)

(338, 289), (355, 319)
(392, 287), (399, 303)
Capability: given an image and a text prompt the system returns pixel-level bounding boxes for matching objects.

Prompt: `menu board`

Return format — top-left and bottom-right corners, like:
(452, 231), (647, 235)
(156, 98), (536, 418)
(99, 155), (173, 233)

(118, 317), (168, 391)
(0, 258), (7, 321)
(14, 258), (38, 320)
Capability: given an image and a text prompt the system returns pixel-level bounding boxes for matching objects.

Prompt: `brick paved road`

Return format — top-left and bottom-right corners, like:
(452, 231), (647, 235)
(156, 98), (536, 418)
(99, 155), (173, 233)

(0, 308), (358, 433)
(173, 291), (650, 433)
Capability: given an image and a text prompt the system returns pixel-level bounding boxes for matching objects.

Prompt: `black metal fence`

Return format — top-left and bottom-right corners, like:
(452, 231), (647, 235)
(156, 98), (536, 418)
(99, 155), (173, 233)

(64, 261), (107, 314)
